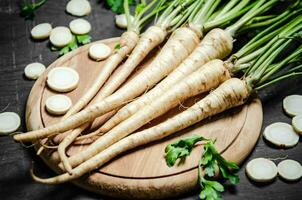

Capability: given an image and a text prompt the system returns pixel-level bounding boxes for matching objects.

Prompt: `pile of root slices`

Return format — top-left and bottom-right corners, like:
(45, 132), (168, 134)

(5, 0), (302, 199)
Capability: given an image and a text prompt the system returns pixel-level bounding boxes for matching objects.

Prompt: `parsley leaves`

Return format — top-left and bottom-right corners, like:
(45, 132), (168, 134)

(50, 34), (92, 56)
(114, 43), (122, 50)
(165, 135), (207, 167)
(165, 135), (240, 200)
(20, 0), (48, 19)
(76, 34), (92, 45)
(105, 0), (135, 14)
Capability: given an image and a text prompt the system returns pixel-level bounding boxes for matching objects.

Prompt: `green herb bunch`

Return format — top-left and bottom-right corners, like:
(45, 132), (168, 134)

(165, 135), (240, 200)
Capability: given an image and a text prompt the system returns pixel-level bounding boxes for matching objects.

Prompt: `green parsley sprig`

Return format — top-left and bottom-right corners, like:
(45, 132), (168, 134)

(20, 0), (48, 19)
(165, 135), (240, 200)
(50, 34), (92, 56)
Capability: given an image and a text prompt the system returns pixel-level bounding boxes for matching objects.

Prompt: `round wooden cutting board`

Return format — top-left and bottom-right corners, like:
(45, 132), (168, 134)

(26, 38), (263, 199)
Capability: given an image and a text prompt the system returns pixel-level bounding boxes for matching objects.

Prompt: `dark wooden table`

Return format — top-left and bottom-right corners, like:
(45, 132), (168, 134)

(0, 1), (301, 199)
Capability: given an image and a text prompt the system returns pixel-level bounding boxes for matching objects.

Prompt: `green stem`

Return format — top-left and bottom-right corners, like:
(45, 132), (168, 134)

(192, 0), (218, 26)
(231, 63), (252, 74)
(34, 0), (47, 9)
(135, 0), (159, 23)
(188, 0), (205, 23)
(256, 72), (302, 90)
(170, 1), (199, 32)
(248, 39), (292, 87)
(235, 47), (265, 66)
(124, 0), (134, 32)
(157, 0), (193, 28)
(285, 64), (302, 74)
(264, 63), (302, 78)
(204, 0), (252, 31)
(204, 0), (222, 23)
(246, 15), (302, 75)
(137, 1), (167, 30)
(248, 15), (276, 23)
(226, 0), (278, 36)
(214, 0), (240, 19)
(241, 7), (302, 32)
(234, 10), (296, 59)
(258, 46), (302, 84)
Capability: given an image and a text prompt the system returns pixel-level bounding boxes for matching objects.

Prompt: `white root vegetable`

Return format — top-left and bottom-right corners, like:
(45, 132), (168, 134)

(88, 43), (112, 61)
(115, 14), (134, 29)
(69, 19), (91, 35)
(31, 78), (250, 184)
(91, 25), (168, 101)
(277, 159), (302, 181)
(57, 111), (116, 172)
(263, 122), (299, 148)
(66, 0), (91, 17)
(99, 28), (233, 133)
(47, 67), (79, 92)
(292, 115), (302, 134)
(31, 23), (52, 40)
(24, 62), (46, 80)
(246, 158), (278, 182)
(0, 112), (20, 135)
(283, 95), (302, 117)
(64, 59), (231, 168)
(30, 26), (198, 144)
(58, 126), (85, 174)
(49, 27), (73, 47)
(62, 31), (139, 119)
(83, 26), (201, 133)
(45, 95), (72, 115)
(59, 1), (196, 122)
(13, 26), (198, 146)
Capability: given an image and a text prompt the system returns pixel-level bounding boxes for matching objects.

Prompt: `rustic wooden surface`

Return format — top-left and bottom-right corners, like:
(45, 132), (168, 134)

(0, 0), (301, 199)
(25, 37), (262, 199)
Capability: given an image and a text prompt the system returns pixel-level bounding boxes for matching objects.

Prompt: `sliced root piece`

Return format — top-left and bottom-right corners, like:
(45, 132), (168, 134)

(0, 112), (21, 135)
(66, 0), (91, 17)
(278, 159), (302, 181)
(24, 62), (46, 80)
(88, 43), (112, 61)
(47, 67), (79, 92)
(292, 115), (302, 135)
(283, 95), (302, 117)
(246, 158), (278, 182)
(263, 122), (299, 148)
(115, 14), (134, 29)
(45, 95), (72, 115)
(31, 23), (52, 40)
(69, 19), (91, 35)
(50, 27), (73, 47)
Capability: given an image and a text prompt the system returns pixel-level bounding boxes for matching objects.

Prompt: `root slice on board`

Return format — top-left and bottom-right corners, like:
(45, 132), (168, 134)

(46, 95), (73, 115)
(47, 67), (79, 92)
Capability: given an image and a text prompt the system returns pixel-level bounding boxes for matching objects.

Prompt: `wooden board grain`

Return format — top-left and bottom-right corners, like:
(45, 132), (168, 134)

(26, 38), (263, 199)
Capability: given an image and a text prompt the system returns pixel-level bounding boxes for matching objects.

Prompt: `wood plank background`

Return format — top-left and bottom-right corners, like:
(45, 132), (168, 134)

(0, 0), (301, 199)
